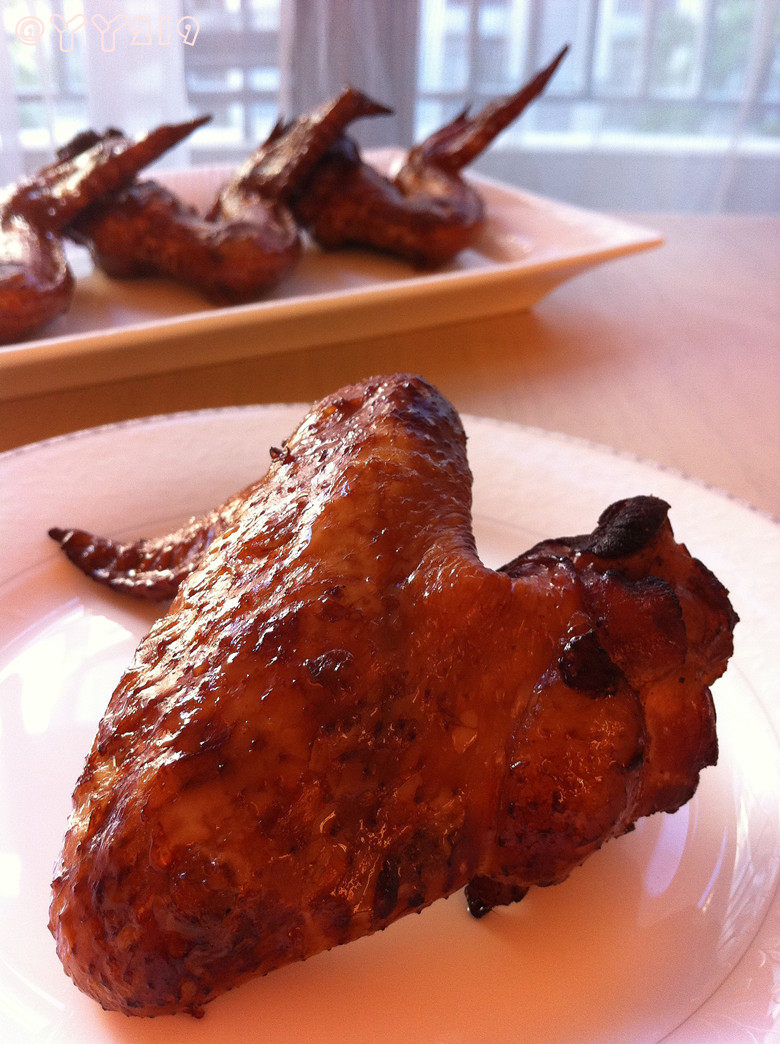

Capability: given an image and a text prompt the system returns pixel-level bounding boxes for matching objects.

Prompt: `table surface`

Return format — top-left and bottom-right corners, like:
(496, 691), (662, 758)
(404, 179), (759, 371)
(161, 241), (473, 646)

(2, 213), (778, 518)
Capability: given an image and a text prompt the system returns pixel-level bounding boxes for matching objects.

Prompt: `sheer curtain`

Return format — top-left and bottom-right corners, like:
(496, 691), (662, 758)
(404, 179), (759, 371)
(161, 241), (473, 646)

(0, 21), (22, 182)
(80, 0), (189, 135)
(0, 0), (191, 178)
(1, 0), (777, 212)
(278, 0), (419, 148)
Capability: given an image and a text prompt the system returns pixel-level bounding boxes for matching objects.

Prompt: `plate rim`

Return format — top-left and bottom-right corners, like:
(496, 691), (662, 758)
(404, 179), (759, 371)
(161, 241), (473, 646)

(2, 401), (773, 529)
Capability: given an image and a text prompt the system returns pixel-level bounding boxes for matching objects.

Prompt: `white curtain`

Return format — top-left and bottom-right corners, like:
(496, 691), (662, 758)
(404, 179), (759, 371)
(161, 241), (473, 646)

(279, 0), (420, 149)
(0, 18), (22, 182)
(712, 0), (778, 210)
(81, 0), (189, 137)
(0, 0), (192, 176)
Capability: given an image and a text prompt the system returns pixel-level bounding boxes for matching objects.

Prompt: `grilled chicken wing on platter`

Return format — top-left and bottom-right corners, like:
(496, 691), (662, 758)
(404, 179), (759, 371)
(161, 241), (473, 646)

(289, 48), (568, 266)
(63, 89), (389, 302)
(0, 117), (206, 344)
(49, 375), (736, 1017)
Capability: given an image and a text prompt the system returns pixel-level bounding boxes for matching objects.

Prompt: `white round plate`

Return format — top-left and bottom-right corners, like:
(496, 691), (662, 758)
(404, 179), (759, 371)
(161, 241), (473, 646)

(1, 406), (777, 1043)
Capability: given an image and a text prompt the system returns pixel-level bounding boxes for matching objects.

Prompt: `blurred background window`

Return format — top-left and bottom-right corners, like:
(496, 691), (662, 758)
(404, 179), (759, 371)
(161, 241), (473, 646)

(1, 0), (777, 211)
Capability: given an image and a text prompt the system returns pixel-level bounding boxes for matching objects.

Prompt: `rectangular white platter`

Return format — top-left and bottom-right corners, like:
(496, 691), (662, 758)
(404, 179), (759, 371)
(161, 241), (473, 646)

(0, 151), (661, 399)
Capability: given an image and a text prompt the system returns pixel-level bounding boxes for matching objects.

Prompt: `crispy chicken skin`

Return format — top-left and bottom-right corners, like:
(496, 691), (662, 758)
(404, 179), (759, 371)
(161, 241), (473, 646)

(49, 483), (252, 601)
(49, 375), (736, 1017)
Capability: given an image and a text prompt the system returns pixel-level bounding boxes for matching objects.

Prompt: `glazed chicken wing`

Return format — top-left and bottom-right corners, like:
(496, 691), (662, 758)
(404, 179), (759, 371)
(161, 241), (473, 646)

(0, 117), (206, 343)
(63, 89), (389, 302)
(289, 47), (568, 266)
(49, 375), (736, 1017)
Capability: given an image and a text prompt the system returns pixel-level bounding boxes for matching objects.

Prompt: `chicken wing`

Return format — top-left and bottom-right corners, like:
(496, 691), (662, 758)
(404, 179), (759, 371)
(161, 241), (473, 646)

(0, 117), (207, 343)
(49, 479), (253, 601)
(64, 89), (389, 301)
(49, 375), (736, 1017)
(289, 48), (568, 266)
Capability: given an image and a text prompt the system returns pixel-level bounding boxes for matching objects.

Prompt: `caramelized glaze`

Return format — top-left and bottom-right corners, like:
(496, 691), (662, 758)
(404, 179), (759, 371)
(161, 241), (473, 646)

(49, 375), (736, 1017)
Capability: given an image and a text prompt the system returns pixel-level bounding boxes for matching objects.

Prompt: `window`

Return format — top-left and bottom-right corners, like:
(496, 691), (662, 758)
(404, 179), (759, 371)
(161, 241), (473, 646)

(1, 0), (777, 211)
(183, 0), (281, 147)
(415, 0), (779, 146)
(3, 0), (88, 154)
